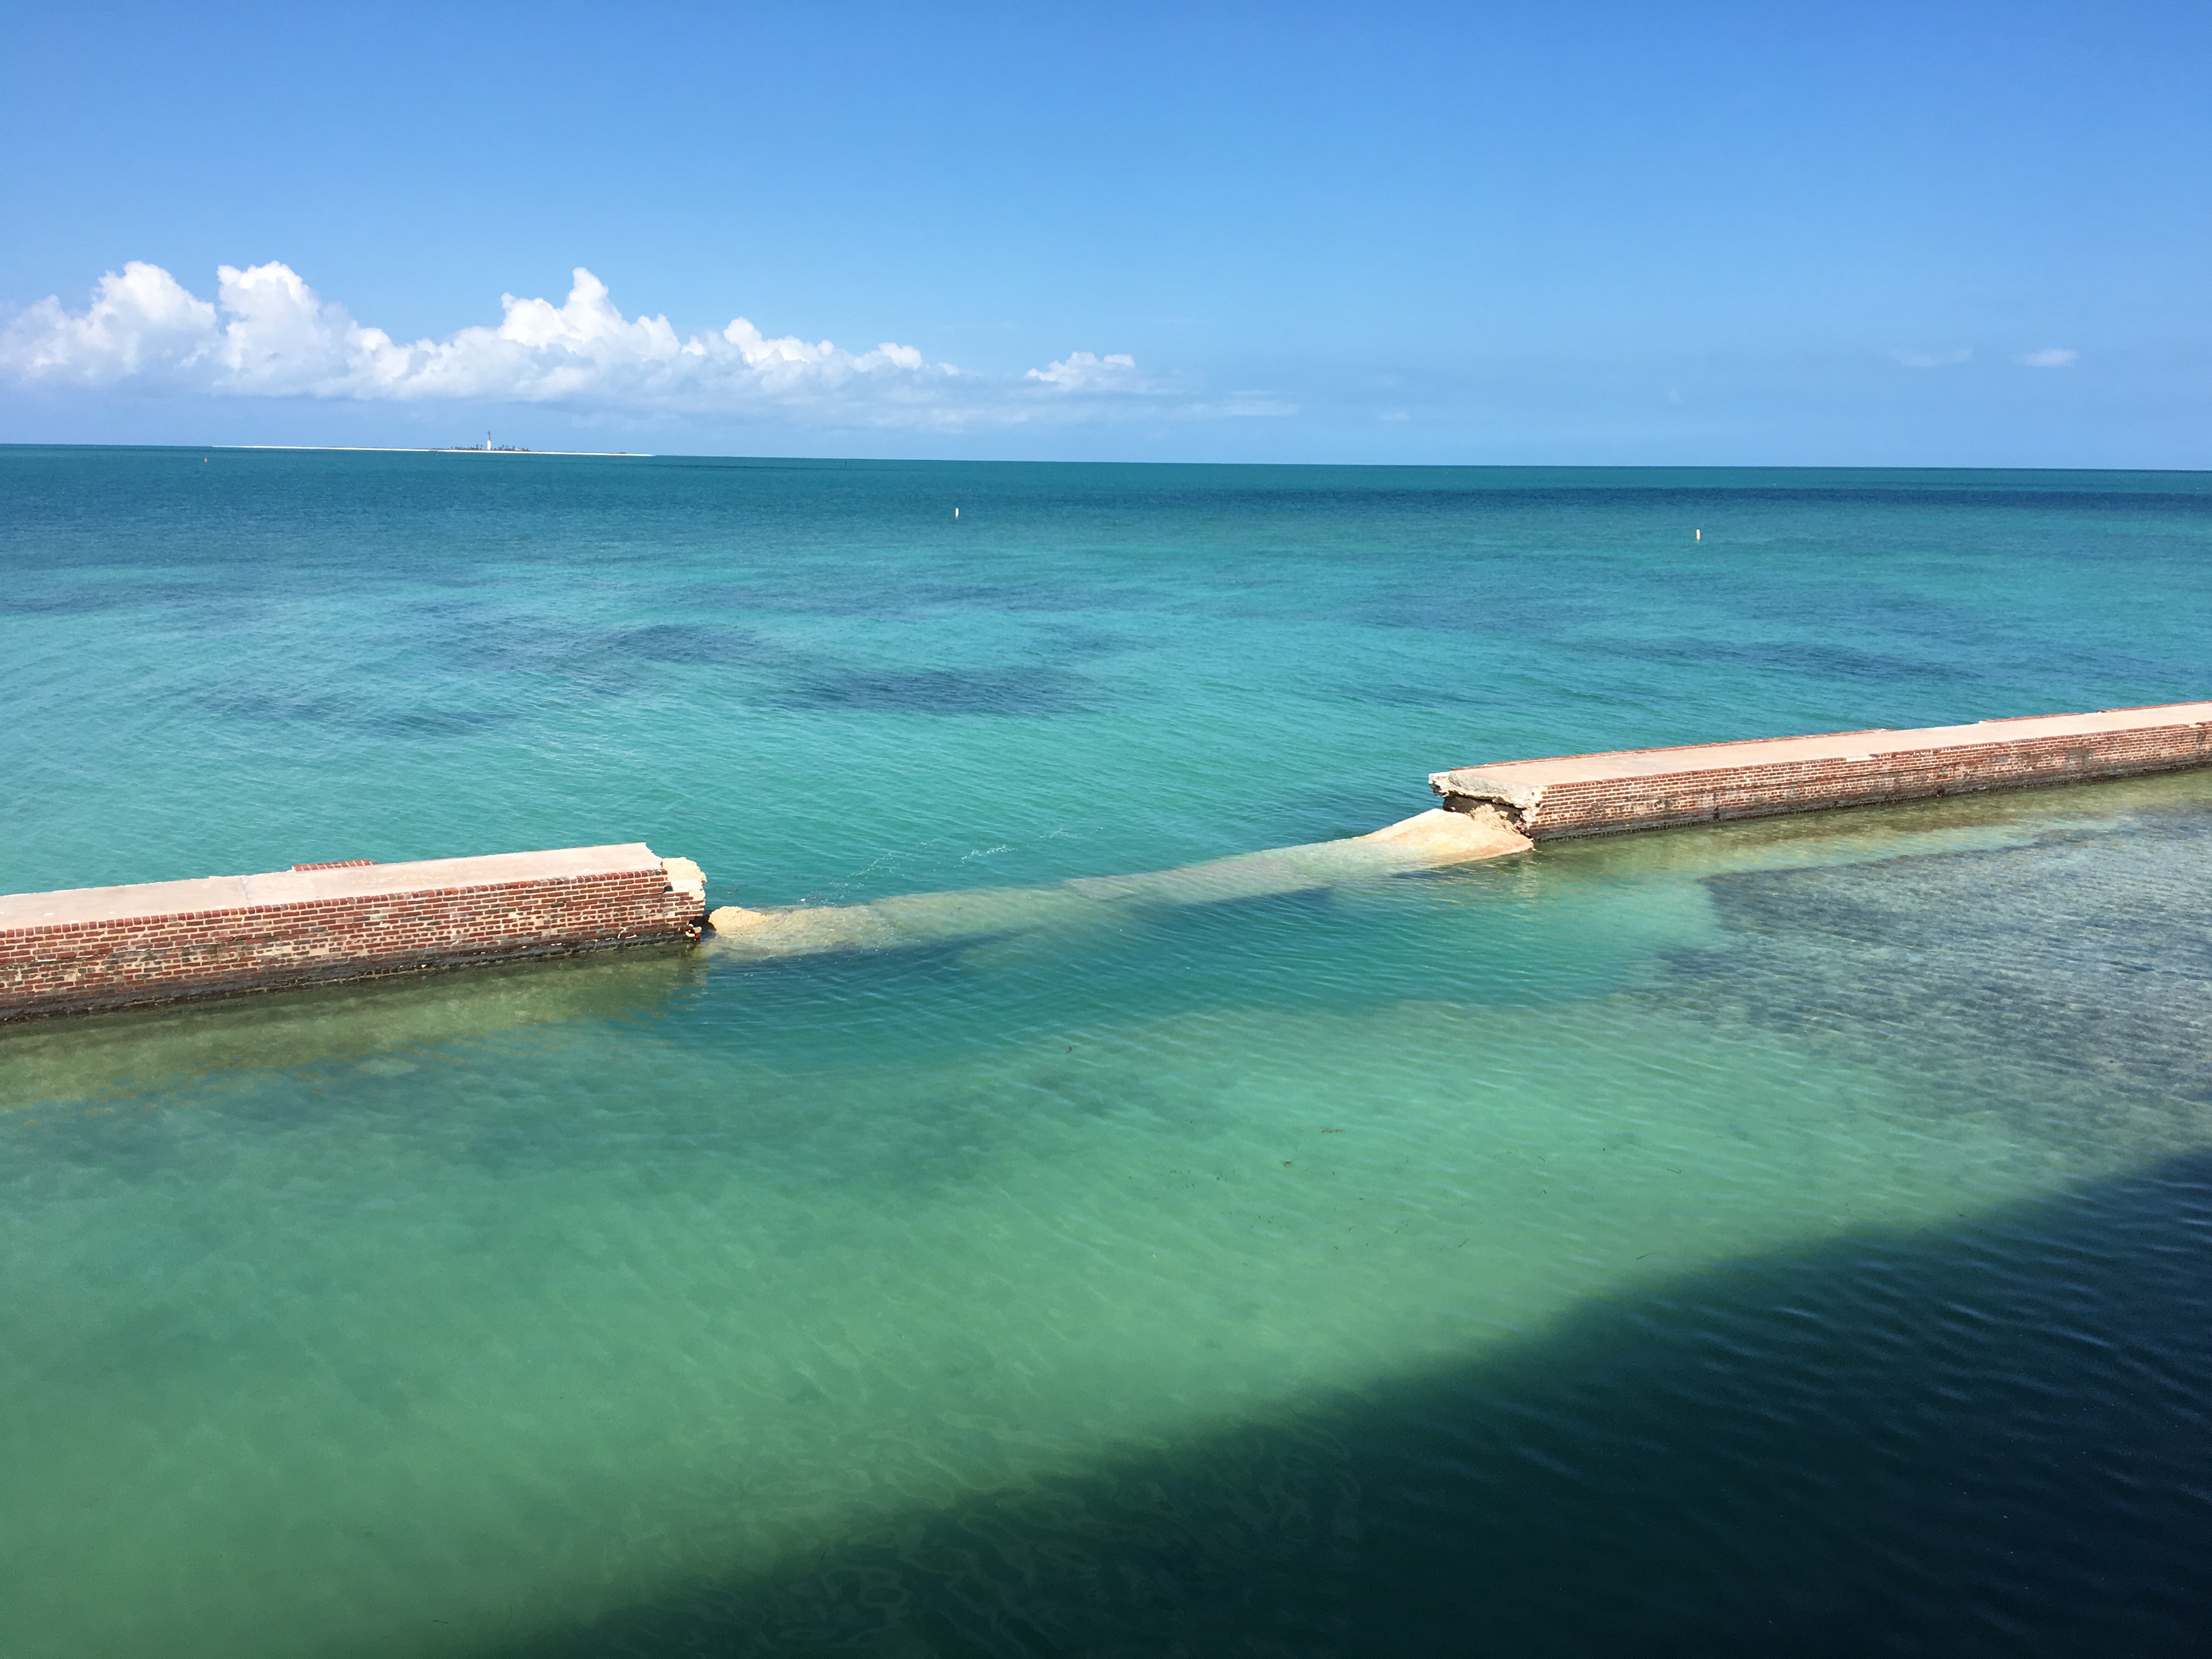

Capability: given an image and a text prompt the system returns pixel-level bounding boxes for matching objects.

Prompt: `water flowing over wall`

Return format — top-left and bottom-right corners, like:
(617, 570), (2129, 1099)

(706, 807), (1530, 959)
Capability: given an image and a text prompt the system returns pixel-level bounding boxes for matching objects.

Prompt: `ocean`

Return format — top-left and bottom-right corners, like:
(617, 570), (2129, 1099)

(4, 447), (2210, 1657)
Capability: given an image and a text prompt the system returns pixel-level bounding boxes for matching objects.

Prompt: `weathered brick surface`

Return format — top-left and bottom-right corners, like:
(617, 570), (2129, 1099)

(0, 845), (705, 1022)
(1431, 701), (2212, 840)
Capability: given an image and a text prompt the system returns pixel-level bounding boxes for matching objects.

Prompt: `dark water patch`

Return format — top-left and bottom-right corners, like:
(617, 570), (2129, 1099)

(0, 580), (233, 617)
(612, 623), (780, 666)
(1031, 625), (1129, 661)
(438, 616), (791, 678)
(198, 688), (518, 736)
(412, 611), (794, 699)
(683, 574), (1098, 621)
(771, 664), (1091, 717)
(384, 707), (522, 736)
(433, 614), (650, 688)
(682, 579), (934, 620)
(490, 1153), (2212, 1659)
(1666, 802), (2212, 1136)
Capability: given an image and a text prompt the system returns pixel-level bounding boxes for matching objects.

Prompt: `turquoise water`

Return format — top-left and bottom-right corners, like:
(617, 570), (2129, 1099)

(4, 448), (2211, 1656)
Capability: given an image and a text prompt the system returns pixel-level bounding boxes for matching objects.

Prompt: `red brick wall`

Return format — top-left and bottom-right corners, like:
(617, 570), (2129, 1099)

(1516, 721), (2212, 839)
(1, 867), (703, 1022)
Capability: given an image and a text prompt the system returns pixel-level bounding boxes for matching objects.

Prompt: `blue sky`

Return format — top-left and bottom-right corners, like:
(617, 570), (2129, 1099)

(2, 0), (2206, 464)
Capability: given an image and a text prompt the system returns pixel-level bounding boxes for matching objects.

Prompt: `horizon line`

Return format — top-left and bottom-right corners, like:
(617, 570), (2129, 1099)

(1, 443), (2208, 478)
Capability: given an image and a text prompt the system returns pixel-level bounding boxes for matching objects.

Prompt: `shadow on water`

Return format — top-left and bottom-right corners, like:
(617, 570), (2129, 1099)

(0, 944), (705, 1110)
(487, 1153), (2212, 1659)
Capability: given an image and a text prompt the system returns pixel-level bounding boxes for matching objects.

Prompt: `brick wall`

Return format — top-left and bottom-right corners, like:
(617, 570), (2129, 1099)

(1433, 708), (2212, 840)
(1, 849), (705, 1022)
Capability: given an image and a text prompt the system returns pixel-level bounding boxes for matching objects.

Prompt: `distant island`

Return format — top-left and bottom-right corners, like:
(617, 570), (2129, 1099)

(432, 435), (646, 455)
(234, 443), (651, 457)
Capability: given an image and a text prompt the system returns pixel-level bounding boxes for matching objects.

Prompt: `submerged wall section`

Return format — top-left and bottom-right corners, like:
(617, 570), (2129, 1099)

(706, 806), (1530, 961)
(1430, 701), (2212, 840)
(0, 845), (707, 1022)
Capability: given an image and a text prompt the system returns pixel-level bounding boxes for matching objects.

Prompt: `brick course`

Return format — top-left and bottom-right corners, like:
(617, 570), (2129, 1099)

(1430, 701), (2212, 840)
(0, 844), (705, 1022)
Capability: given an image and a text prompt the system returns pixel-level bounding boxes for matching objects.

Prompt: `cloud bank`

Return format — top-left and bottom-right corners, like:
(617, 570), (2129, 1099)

(1, 262), (1285, 429)
(1890, 346), (2086, 372)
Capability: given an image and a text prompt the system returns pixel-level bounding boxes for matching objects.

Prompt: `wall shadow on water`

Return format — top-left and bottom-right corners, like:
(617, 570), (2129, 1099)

(0, 944), (705, 1111)
(490, 1153), (2212, 1659)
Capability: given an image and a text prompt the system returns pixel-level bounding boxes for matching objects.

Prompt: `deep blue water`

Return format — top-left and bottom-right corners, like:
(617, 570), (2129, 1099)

(3, 447), (2209, 1657)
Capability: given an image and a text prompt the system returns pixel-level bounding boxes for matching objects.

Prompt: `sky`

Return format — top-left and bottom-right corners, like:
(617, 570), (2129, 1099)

(2, 0), (2207, 466)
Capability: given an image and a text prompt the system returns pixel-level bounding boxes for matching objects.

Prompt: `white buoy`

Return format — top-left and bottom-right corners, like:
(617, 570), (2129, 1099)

(1695, 528), (1702, 541)
(954, 507), (960, 518)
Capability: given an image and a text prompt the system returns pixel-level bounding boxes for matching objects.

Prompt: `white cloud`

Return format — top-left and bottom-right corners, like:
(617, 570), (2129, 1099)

(2, 261), (1279, 429)
(1025, 351), (1145, 391)
(1, 262), (218, 383)
(1178, 394), (1299, 419)
(2017, 347), (2078, 368)
(1892, 348), (1972, 369)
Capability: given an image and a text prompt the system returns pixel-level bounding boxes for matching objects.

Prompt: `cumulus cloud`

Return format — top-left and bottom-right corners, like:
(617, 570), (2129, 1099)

(1892, 348), (1972, 369)
(1, 261), (1283, 428)
(2017, 347), (2078, 368)
(1, 261), (219, 382)
(1025, 351), (1146, 391)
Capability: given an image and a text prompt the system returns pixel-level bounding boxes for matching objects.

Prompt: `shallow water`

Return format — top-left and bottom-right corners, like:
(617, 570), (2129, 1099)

(3, 450), (2210, 1656)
